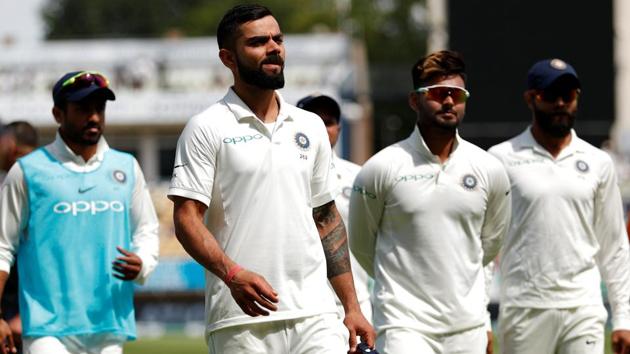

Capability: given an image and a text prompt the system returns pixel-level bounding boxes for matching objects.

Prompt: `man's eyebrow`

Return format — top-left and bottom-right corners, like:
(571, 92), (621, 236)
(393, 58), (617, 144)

(245, 33), (283, 44)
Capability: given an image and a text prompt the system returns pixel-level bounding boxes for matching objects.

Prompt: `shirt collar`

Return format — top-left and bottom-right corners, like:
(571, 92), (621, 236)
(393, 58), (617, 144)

(223, 87), (291, 124)
(51, 131), (109, 165)
(409, 125), (461, 162)
(516, 126), (582, 157)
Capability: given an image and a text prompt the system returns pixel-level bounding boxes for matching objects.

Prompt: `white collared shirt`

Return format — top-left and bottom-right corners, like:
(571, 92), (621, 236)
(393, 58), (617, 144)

(349, 126), (511, 334)
(0, 133), (159, 284)
(489, 127), (630, 330)
(168, 88), (338, 334)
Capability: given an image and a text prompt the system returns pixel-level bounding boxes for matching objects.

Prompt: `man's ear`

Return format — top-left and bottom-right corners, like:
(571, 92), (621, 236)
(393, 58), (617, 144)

(524, 90), (535, 109)
(52, 106), (63, 124)
(219, 48), (236, 71)
(408, 92), (420, 112)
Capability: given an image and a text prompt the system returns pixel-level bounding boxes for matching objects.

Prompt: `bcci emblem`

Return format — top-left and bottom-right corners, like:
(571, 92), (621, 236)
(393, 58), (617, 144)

(575, 160), (589, 173)
(294, 132), (311, 151)
(113, 170), (127, 184)
(462, 174), (478, 190)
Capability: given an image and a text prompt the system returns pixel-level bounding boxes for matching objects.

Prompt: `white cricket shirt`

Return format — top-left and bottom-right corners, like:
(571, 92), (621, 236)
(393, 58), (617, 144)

(331, 153), (372, 314)
(349, 126), (511, 334)
(0, 133), (160, 284)
(489, 128), (630, 330)
(168, 88), (338, 334)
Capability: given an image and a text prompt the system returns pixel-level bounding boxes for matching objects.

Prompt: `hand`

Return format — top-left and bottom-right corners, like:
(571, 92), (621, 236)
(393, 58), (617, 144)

(227, 269), (279, 317)
(344, 309), (376, 354)
(612, 330), (630, 354)
(112, 246), (143, 281)
(0, 319), (16, 354)
(6, 315), (20, 350)
(486, 331), (494, 354)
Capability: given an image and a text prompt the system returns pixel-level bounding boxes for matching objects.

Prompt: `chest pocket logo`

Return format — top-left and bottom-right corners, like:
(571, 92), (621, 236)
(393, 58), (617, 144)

(462, 174), (478, 190)
(294, 132), (311, 151)
(112, 170), (127, 184)
(575, 160), (589, 173)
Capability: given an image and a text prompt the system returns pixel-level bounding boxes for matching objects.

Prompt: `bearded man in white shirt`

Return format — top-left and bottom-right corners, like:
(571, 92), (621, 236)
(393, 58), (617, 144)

(489, 58), (630, 354)
(349, 50), (511, 354)
(168, 4), (374, 354)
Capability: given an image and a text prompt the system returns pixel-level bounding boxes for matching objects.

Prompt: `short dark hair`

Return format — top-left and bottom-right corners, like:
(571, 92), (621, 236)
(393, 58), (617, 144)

(217, 4), (274, 50)
(411, 50), (467, 89)
(4, 121), (38, 148)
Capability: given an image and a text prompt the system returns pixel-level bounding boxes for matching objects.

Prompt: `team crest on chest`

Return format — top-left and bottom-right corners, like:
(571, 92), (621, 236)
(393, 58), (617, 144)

(112, 170), (127, 184)
(461, 174), (478, 190)
(294, 132), (311, 151)
(575, 160), (589, 173)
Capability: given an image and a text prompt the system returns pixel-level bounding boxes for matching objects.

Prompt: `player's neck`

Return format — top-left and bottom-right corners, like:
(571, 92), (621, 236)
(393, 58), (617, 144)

(418, 123), (456, 163)
(530, 124), (572, 159)
(232, 83), (279, 123)
(60, 134), (98, 162)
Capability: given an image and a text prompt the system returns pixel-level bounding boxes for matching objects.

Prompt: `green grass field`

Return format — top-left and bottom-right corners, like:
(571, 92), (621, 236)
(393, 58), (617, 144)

(125, 335), (206, 354)
(124, 330), (615, 354)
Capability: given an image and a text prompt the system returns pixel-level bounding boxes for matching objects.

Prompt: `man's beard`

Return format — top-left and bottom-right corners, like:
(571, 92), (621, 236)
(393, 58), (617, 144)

(237, 54), (285, 89)
(62, 123), (102, 146)
(533, 106), (576, 138)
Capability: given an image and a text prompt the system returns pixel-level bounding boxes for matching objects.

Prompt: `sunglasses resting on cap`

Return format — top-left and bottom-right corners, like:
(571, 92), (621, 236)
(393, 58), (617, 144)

(52, 71), (116, 105)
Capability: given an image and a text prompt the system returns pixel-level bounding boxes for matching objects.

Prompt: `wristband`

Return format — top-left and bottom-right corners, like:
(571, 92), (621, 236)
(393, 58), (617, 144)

(224, 264), (243, 284)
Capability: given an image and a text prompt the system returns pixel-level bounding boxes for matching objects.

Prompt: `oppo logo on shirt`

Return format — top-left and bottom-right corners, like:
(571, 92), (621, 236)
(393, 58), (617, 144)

(507, 158), (544, 167)
(53, 201), (125, 216)
(395, 173), (435, 183)
(352, 185), (377, 199)
(222, 134), (264, 145)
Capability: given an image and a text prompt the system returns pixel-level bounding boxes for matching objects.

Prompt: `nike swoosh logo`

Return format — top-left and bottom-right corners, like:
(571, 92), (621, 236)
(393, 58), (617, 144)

(78, 186), (96, 194)
(174, 163), (189, 169)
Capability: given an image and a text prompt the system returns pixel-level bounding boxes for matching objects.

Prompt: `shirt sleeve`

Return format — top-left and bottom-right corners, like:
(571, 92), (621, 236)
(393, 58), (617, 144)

(593, 157), (630, 330)
(310, 119), (337, 208)
(130, 159), (160, 285)
(480, 161), (511, 266)
(168, 117), (218, 206)
(348, 159), (385, 278)
(0, 164), (28, 274)
(483, 261), (495, 331)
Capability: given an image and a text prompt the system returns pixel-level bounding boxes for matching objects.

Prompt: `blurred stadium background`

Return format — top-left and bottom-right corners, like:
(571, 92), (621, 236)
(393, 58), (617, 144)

(1, 1), (628, 352)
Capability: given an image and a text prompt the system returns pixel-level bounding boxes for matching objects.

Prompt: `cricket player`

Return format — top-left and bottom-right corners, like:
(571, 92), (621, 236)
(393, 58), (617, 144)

(489, 58), (630, 354)
(350, 50), (511, 353)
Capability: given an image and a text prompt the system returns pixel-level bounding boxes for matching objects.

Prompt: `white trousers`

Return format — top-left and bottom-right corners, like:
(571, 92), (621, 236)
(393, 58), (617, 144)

(208, 313), (346, 354)
(24, 334), (125, 354)
(499, 305), (607, 354)
(376, 325), (487, 354)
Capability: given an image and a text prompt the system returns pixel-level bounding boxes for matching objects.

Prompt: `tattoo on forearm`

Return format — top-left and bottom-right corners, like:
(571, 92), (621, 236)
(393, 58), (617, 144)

(313, 202), (336, 227)
(313, 201), (351, 278)
(322, 222), (351, 278)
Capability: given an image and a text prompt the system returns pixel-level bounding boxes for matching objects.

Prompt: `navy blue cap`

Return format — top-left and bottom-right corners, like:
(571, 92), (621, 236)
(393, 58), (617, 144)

(297, 94), (341, 122)
(527, 59), (580, 90)
(52, 71), (115, 106)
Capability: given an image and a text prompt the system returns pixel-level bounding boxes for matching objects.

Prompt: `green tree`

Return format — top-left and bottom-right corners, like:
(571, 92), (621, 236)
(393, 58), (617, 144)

(43, 0), (342, 39)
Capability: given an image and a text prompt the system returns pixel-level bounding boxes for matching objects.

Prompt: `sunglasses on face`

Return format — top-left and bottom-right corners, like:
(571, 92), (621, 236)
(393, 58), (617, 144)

(534, 88), (580, 103)
(61, 71), (110, 90)
(415, 85), (470, 104)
